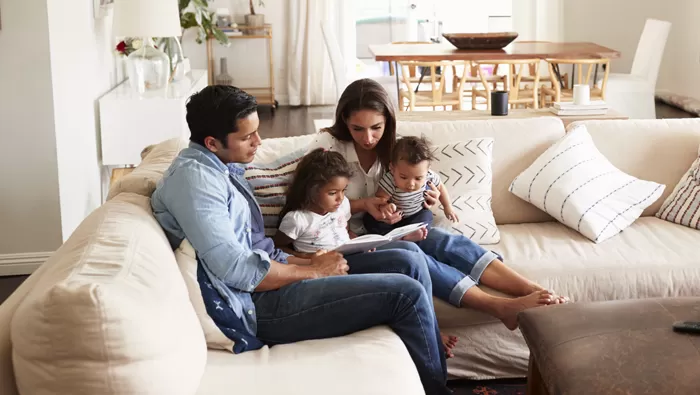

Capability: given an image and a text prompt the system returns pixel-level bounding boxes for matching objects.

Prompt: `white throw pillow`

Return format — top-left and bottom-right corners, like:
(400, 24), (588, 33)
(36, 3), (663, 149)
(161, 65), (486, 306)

(509, 125), (665, 243)
(429, 138), (500, 244)
(656, 143), (700, 229)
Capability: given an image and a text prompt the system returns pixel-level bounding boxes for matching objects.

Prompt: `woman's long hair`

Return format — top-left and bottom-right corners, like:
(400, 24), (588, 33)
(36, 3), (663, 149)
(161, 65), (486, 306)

(279, 148), (354, 223)
(321, 78), (397, 170)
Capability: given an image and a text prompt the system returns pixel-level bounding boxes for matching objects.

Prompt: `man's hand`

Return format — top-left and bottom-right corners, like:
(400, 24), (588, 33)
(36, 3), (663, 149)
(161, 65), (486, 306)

(308, 251), (349, 278)
(423, 182), (440, 209)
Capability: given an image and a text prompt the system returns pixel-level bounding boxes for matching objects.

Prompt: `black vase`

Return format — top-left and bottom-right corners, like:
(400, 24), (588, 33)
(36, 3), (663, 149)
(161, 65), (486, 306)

(491, 91), (509, 116)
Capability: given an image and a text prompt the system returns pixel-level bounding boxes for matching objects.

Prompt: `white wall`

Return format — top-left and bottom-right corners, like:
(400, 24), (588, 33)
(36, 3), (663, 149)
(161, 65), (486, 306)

(47, 0), (119, 240)
(183, 0), (290, 104)
(0, 0), (63, 255)
(562, 0), (699, 100)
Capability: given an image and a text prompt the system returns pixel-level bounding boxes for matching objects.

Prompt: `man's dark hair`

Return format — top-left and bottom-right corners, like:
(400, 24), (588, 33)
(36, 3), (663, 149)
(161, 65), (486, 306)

(391, 136), (435, 165)
(186, 85), (258, 147)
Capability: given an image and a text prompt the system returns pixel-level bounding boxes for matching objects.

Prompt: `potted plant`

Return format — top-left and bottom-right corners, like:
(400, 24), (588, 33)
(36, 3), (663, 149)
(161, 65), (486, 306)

(245, 0), (265, 35)
(157, 0), (231, 81)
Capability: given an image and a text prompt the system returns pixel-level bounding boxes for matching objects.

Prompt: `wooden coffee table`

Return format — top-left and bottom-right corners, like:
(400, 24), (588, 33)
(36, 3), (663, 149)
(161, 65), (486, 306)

(518, 298), (700, 395)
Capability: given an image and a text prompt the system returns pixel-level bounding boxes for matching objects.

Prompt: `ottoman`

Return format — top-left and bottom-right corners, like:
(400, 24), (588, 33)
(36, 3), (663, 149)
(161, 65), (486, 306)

(518, 298), (700, 395)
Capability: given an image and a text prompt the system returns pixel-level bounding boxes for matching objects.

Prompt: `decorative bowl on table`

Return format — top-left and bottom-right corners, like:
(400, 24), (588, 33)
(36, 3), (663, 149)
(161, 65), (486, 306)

(442, 32), (519, 50)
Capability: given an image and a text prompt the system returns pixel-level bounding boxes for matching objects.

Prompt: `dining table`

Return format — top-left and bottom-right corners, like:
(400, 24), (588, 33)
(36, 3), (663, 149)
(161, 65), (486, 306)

(369, 41), (621, 102)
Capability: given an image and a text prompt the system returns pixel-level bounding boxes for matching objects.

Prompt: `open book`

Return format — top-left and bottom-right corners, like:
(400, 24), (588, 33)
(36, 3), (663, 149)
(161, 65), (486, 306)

(332, 222), (428, 255)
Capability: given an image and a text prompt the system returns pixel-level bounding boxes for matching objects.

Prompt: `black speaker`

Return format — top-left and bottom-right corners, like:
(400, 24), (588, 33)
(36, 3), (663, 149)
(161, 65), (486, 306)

(491, 91), (509, 116)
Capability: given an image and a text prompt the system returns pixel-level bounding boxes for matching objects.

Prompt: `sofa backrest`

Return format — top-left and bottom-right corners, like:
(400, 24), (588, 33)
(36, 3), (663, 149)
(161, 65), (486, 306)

(6, 193), (206, 395)
(108, 118), (568, 225)
(398, 118), (566, 224)
(575, 119), (700, 217)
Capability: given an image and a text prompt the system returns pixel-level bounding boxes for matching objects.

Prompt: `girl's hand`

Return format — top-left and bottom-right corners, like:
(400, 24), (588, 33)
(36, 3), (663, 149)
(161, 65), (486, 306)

(444, 207), (459, 223)
(423, 182), (440, 209)
(314, 249), (328, 257)
(365, 197), (402, 225)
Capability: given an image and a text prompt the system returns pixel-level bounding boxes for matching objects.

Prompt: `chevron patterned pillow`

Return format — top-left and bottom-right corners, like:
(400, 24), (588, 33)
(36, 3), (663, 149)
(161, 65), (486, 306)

(656, 143), (700, 229)
(429, 138), (500, 245)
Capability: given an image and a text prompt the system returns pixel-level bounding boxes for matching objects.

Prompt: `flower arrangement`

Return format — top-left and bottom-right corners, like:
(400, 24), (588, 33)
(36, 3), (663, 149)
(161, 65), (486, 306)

(115, 37), (145, 57)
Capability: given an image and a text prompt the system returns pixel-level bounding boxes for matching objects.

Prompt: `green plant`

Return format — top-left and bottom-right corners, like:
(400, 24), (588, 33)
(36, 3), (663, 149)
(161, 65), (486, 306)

(249, 0), (265, 15)
(179, 0), (229, 45)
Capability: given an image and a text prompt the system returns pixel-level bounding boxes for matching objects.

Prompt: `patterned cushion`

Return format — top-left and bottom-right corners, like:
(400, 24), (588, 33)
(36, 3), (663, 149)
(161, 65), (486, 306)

(430, 139), (500, 245)
(509, 125), (665, 243)
(244, 148), (307, 236)
(175, 240), (235, 352)
(656, 144), (700, 229)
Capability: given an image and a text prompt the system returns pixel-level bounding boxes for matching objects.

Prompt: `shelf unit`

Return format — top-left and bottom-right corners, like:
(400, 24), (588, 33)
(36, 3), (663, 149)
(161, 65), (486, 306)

(206, 24), (277, 110)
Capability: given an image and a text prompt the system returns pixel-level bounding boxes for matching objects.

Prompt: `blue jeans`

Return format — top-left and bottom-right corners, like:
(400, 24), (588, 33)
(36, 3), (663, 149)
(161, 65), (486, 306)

(251, 248), (450, 395)
(381, 227), (500, 307)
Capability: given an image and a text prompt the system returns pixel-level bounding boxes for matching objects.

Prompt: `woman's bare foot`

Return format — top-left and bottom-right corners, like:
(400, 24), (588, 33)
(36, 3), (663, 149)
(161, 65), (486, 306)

(441, 334), (458, 359)
(496, 290), (553, 330)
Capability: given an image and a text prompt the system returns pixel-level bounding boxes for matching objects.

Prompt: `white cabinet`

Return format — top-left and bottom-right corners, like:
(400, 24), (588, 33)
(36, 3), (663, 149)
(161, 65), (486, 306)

(99, 70), (207, 166)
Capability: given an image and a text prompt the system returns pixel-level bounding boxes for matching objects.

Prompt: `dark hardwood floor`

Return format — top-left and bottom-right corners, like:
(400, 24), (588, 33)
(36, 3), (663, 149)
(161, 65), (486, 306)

(0, 101), (695, 305)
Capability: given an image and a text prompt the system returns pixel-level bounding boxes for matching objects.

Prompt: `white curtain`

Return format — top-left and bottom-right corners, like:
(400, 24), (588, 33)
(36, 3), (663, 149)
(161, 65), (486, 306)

(287, 0), (355, 105)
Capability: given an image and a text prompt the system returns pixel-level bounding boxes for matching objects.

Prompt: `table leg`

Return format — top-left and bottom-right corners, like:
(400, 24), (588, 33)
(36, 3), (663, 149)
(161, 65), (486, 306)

(593, 64), (599, 87)
(394, 61), (401, 106)
(414, 65), (429, 93)
(552, 64), (565, 89)
(571, 63), (576, 88)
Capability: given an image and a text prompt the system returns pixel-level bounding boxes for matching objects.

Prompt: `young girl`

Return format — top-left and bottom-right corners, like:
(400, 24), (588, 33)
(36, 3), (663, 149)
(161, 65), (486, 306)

(274, 148), (356, 258)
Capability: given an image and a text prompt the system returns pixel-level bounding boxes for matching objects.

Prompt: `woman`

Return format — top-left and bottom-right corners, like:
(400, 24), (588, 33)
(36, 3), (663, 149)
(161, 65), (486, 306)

(307, 79), (568, 332)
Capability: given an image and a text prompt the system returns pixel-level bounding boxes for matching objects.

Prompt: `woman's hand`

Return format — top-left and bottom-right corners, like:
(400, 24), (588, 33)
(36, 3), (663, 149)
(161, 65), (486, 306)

(423, 182), (441, 210)
(365, 197), (402, 225)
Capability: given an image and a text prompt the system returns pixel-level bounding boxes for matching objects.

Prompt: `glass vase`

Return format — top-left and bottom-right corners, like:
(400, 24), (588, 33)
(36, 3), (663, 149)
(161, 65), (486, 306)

(156, 37), (186, 82)
(125, 37), (169, 94)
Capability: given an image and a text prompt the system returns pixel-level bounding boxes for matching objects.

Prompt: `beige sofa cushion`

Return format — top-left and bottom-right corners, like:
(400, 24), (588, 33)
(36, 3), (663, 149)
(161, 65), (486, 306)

(107, 138), (189, 200)
(575, 119), (700, 217)
(196, 326), (423, 395)
(398, 117), (566, 224)
(11, 193), (206, 395)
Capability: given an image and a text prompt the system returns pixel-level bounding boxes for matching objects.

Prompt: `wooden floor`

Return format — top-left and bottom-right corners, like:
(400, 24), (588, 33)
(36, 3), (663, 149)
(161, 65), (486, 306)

(0, 101), (696, 305)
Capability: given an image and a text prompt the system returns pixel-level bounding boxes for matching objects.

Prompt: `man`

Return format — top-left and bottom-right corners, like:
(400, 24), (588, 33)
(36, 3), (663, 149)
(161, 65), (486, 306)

(151, 86), (450, 395)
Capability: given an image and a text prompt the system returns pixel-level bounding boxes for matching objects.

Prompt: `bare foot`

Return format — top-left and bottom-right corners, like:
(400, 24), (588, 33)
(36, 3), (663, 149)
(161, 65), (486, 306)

(528, 285), (570, 305)
(496, 290), (553, 330)
(441, 334), (458, 359)
(401, 227), (428, 242)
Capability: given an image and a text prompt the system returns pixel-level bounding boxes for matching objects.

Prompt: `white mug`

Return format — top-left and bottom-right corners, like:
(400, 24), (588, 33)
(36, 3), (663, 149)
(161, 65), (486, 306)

(573, 84), (591, 105)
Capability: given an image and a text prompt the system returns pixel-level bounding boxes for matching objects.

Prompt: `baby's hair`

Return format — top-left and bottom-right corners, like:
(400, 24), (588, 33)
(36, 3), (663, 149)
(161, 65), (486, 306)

(279, 148), (353, 223)
(391, 136), (435, 165)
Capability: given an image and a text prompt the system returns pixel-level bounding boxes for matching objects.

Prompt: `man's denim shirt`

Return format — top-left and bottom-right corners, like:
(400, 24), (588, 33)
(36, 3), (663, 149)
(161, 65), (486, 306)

(151, 142), (289, 337)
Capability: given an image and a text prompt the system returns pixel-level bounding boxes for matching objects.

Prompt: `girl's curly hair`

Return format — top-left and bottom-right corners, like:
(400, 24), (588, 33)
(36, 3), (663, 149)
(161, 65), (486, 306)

(279, 148), (354, 223)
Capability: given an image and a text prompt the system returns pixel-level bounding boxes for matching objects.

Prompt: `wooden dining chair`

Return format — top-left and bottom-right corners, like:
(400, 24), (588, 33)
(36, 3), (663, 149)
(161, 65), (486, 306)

(398, 60), (469, 111)
(388, 41), (435, 85)
(451, 62), (507, 110)
(472, 59), (541, 110)
(540, 58), (610, 107)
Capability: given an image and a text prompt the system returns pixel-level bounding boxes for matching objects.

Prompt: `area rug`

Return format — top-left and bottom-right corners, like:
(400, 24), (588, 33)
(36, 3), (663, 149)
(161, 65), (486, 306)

(448, 378), (527, 395)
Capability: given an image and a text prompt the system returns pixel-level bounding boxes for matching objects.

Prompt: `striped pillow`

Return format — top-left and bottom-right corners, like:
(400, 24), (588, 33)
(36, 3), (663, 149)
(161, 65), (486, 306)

(656, 144), (700, 229)
(244, 149), (307, 236)
(509, 124), (665, 243)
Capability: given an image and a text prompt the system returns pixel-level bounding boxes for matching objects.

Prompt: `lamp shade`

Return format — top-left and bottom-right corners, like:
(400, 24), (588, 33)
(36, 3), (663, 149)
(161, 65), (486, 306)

(113, 0), (181, 38)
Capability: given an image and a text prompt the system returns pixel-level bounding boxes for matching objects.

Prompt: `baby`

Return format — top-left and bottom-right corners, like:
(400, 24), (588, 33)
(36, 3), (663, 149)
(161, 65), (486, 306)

(363, 136), (458, 237)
